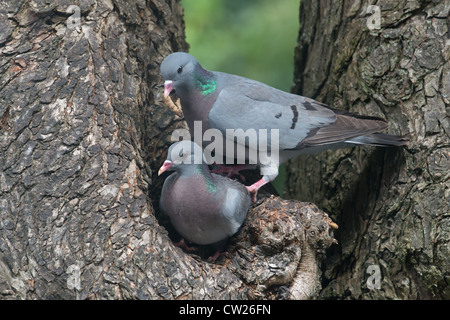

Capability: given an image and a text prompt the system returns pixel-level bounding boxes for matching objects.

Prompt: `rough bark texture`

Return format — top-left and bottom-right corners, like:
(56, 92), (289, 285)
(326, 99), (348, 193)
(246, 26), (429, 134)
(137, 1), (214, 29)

(0, 0), (337, 300)
(288, 0), (449, 299)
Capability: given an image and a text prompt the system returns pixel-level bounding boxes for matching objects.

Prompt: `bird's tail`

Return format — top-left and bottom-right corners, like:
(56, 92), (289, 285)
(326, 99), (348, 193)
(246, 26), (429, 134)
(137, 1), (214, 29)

(346, 132), (410, 147)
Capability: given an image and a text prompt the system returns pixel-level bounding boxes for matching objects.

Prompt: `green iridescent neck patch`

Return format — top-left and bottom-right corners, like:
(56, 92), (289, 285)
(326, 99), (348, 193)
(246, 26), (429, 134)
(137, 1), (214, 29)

(196, 166), (217, 193)
(195, 71), (217, 96)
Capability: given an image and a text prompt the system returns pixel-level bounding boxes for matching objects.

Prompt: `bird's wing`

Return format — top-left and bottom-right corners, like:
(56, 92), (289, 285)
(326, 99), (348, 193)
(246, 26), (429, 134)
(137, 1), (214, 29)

(299, 113), (389, 148)
(208, 75), (337, 150)
(220, 178), (251, 228)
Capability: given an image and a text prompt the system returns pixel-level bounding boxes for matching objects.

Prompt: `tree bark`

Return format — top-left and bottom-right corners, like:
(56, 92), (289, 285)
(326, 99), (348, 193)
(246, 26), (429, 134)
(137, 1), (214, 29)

(288, 0), (449, 299)
(0, 0), (337, 300)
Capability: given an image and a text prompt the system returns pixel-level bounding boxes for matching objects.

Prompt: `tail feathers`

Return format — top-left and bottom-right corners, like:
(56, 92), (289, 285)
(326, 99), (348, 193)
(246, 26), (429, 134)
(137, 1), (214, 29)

(346, 133), (409, 147)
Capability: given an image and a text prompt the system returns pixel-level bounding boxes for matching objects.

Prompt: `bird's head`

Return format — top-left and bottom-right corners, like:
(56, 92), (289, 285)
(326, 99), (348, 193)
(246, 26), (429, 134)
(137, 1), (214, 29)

(158, 140), (205, 176)
(160, 52), (200, 98)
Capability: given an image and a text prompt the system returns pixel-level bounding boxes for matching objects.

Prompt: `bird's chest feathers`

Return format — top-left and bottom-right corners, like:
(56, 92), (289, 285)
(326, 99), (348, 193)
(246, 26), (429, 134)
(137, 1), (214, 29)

(182, 87), (219, 134)
(170, 171), (219, 205)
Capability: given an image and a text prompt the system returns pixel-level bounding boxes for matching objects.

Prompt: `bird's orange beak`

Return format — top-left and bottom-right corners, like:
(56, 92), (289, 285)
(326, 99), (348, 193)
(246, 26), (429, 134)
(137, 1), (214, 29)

(158, 160), (173, 176)
(164, 80), (173, 98)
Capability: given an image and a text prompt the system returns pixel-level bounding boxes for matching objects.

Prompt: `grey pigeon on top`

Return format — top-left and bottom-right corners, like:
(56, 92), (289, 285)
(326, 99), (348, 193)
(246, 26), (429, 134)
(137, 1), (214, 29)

(160, 52), (409, 201)
(158, 140), (251, 260)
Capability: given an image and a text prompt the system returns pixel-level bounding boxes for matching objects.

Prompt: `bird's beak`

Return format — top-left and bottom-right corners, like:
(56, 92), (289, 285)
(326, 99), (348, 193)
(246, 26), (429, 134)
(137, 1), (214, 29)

(164, 80), (173, 98)
(158, 160), (173, 176)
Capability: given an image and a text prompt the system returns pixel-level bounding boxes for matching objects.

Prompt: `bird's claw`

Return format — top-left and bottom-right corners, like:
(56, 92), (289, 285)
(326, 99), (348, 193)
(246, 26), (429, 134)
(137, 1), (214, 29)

(207, 250), (229, 262)
(245, 178), (270, 203)
(246, 186), (258, 203)
(211, 164), (247, 182)
(173, 239), (197, 252)
(161, 93), (183, 118)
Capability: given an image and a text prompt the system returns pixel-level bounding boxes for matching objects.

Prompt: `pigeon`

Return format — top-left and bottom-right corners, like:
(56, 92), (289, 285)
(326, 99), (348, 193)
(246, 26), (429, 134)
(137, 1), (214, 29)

(160, 52), (409, 201)
(158, 140), (251, 260)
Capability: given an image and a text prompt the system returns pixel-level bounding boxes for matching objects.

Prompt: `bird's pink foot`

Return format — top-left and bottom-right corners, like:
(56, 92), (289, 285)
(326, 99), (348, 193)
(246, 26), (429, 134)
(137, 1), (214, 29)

(246, 178), (270, 203)
(207, 249), (229, 262)
(211, 164), (248, 182)
(173, 239), (196, 252)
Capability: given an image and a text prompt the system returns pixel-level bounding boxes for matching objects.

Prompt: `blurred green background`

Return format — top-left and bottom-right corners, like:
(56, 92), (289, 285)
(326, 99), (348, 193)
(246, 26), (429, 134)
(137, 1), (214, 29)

(181, 0), (300, 195)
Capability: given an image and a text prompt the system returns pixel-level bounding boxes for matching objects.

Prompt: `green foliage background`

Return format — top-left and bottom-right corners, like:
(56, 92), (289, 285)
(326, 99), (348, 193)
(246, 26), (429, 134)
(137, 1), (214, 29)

(181, 0), (300, 195)
(181, 0), (299, 91)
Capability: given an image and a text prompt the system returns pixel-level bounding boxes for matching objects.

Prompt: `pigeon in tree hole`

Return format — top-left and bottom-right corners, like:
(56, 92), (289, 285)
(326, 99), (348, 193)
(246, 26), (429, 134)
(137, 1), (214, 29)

(159, 140), (251, 261)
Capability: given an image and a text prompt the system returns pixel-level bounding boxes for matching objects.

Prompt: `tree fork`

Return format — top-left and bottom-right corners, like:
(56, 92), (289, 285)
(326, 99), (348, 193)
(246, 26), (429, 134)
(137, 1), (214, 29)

(0, 0), (337, 300)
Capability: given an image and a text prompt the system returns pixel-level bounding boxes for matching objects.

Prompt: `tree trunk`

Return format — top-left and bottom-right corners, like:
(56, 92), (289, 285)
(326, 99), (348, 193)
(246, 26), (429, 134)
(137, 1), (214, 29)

(288, 0), (449, 299)
(0, 0), (337, 300)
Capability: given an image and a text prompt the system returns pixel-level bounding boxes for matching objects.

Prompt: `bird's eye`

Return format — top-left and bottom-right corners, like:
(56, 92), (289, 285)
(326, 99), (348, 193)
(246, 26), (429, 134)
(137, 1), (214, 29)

(177, 66), (183, 74)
